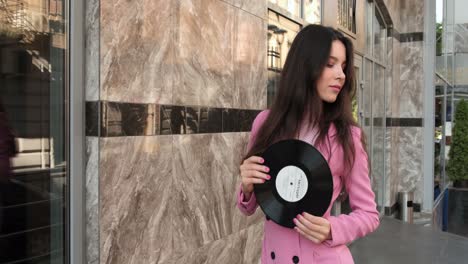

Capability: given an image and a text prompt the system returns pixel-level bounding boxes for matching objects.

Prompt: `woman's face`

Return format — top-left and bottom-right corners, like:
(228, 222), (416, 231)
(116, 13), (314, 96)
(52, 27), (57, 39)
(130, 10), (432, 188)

(316, 40), (347, 103)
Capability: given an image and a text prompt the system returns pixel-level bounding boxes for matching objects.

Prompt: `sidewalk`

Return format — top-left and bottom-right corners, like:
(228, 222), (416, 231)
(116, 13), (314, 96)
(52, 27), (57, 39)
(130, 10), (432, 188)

(349, 217), (468, 263)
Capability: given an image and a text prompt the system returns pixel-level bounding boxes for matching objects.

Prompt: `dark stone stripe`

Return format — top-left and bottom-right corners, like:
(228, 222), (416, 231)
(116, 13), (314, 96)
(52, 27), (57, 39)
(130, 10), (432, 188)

(86, 101), (100, 137)
(386, 118), (423, 127)
(399, 32), (424, 42)
(389, 28), (400, 41)
(362, 117), (423, 127)
(390, 28), (423, 42)
(86, 101), (261, 137)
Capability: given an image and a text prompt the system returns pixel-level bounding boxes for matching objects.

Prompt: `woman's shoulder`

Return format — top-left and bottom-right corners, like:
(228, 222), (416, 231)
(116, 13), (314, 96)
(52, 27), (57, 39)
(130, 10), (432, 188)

(350, 125), (363, 138)
(252, 109), (270, 126)
(255, 109), (270, 121)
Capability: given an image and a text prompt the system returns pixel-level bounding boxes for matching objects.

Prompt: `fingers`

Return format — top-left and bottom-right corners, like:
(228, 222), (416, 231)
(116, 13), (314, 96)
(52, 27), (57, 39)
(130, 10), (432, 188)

(294, 226), (323, 244)
(240, 156), (270, 181)
(293, 214), (331, 243)
(301, 212), (329, 225)
(243, 177), (267, 185)
(244, 156), (264, 164)
(240, 156), (269, 194)
(240, 164), (270, 174)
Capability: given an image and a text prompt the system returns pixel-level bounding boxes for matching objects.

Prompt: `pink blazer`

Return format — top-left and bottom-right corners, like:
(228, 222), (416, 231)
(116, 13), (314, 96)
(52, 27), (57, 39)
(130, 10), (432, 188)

(237, 110), (380, 264)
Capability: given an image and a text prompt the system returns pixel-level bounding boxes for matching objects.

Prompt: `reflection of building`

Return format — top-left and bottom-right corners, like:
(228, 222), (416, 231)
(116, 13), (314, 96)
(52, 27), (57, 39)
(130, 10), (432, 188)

(0, 0), (66, 262)
(4, 0), (468, 262)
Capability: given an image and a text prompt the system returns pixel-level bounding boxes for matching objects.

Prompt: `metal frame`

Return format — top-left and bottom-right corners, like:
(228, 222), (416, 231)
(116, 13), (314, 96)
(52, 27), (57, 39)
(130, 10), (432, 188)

(362, 0), (387, 214)
(422, 0), (436, 212)
(68, 0), (85, 262)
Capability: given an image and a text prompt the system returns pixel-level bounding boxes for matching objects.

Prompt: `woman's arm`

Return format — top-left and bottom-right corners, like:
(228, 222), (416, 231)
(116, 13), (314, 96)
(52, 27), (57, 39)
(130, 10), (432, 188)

(236, 110), (269, 216)
(323, 127), (380, 247)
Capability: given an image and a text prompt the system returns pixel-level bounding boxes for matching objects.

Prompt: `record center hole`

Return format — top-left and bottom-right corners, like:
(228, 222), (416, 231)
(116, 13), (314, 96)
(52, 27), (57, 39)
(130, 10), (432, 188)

(290, 182), (293, 185)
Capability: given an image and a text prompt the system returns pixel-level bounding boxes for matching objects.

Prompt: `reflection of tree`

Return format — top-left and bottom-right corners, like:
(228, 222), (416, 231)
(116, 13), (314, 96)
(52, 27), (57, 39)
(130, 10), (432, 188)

(170, 107), (185, 134)
(352, 95), (358, 122)
(436, 23), (443, 56)
(186, 108), (199, 134)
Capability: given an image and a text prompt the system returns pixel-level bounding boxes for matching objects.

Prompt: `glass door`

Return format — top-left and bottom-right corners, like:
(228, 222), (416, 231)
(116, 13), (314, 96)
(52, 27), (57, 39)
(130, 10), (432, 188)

(0, 0), (69, 262)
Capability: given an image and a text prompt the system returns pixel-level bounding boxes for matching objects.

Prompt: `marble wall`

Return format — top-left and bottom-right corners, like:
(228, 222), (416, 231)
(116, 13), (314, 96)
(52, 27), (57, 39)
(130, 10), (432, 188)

(382, 0), (426, 209)
(83, 1), (431, 263)
(85, 0), (268, 263)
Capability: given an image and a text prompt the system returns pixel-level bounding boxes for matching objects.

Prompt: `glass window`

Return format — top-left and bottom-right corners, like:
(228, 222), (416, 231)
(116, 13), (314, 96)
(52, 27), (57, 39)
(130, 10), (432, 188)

(0, 0), (69, 263)
(371, 65), (385, 207)
(366, 0), (373, 52)
(338, 0), (356, 33)
(304, 0), (321, 24)
(373, 7), (386, 62)
(267, 11), (301, 107)
(362, 1), (387, 214)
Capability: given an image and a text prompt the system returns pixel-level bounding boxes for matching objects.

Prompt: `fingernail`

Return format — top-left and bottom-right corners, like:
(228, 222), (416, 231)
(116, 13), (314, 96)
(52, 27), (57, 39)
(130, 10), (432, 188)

(260, 158), (264, 163)
(293, 218), (298, 224)
(297, 214), (301, 219)
(267, 175), (271, 180)
(265, 167), (270, 172)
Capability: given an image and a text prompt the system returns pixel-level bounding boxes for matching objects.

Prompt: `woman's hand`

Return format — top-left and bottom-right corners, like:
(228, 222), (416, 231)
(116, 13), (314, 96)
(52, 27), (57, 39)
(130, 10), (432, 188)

(239, 156), (270, 199)
(293, 212), (332, 244)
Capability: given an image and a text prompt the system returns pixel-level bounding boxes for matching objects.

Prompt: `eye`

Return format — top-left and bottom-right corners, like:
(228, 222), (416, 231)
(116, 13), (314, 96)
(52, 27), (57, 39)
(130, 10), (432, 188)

(327, 63), (334, 68)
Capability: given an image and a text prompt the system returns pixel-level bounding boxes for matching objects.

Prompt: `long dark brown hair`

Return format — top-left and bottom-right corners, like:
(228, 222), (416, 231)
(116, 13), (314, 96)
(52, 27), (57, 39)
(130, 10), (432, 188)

(245, 24), (364, 171)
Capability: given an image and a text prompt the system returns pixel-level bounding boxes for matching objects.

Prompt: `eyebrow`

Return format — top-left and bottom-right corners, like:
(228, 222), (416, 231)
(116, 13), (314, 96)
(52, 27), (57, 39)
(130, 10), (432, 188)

(329, 56), (346, 64)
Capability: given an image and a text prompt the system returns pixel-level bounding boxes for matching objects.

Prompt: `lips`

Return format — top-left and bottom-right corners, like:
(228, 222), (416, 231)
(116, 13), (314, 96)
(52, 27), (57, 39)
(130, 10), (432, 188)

(329, 85), (342, 92)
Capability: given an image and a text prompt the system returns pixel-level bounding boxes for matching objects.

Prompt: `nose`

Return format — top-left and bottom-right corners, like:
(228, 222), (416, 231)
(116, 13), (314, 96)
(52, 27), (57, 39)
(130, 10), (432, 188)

(336, 66), (345, 80)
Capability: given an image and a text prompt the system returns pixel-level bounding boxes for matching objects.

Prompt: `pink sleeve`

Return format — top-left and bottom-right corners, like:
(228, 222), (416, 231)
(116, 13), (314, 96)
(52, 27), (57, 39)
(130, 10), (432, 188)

(323, 127), (380, 247)
(236, 110), (269, 216)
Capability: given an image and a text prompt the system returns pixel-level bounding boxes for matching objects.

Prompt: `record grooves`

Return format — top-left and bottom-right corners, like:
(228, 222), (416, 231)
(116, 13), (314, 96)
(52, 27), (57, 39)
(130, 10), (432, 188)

(254, 139), (333, 228)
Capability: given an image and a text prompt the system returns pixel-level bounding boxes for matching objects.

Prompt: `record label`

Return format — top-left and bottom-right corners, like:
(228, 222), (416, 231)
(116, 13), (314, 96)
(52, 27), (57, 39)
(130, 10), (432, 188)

(275, 165), (308, 202)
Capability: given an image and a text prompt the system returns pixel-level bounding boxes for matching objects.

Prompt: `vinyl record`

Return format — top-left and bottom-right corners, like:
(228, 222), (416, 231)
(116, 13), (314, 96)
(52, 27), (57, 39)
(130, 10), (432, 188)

(254, 139), (333, 228)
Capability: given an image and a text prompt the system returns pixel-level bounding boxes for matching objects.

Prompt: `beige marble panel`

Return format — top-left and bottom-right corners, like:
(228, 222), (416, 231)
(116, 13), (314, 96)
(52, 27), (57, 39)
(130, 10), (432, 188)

(85, 137), (99, 264)
(85, 0), (99, 101)
(174, 0), (235, 108)
(101, 0), (173, 104)
(165, 222), (263, 264)
(100, 136), (173, 264)
(387, 127), (424, 206)
(398, 0), (424, 33)
(399, 41), (424, 117)
(222, 0), (267, 19)
(382, 0), (424, 33)
(396, 127), (423, 205)
(172, 133), (264, 256)
(234, 9), (267, 110)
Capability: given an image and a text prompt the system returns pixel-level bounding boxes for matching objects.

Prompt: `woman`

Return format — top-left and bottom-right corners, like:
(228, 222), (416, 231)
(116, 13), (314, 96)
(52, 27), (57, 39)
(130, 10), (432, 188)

(237, 25), (379, 263)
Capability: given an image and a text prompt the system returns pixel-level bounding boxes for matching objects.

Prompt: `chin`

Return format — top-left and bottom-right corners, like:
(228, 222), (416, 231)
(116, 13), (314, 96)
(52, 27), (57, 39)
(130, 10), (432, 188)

(322, 97), (338, 103)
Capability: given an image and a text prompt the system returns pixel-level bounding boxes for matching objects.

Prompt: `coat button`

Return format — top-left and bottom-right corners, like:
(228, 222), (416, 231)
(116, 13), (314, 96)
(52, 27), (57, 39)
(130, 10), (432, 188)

(271, 251), (275, 260)
(292, 255), (299, 263)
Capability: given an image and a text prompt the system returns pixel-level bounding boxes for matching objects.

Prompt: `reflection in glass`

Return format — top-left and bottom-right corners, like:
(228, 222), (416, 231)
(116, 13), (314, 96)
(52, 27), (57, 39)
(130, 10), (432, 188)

(373, 7), (386, 62)
(371, 65), (385, 208)
(434, 75), (446, 200)
(366, 1), (372, 53)
(0, 0), (68, 263)
(304, 0), (321, 24)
